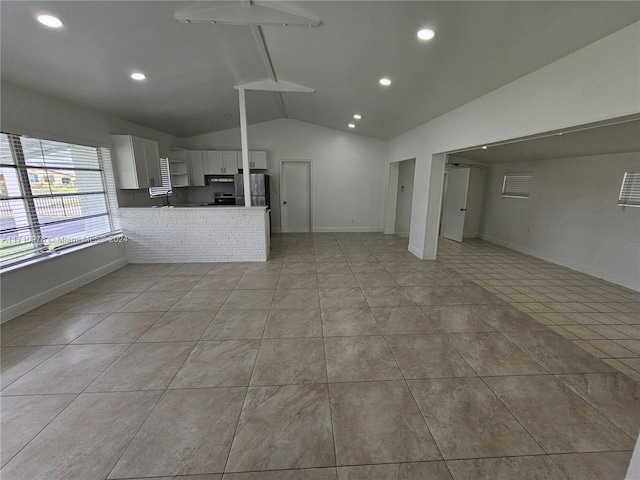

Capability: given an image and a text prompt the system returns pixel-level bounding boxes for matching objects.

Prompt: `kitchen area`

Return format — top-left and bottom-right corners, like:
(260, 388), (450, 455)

(113, 136), (272, 263)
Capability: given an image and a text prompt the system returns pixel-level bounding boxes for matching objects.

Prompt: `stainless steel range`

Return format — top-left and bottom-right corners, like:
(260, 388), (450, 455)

(213, 192), (236, 206)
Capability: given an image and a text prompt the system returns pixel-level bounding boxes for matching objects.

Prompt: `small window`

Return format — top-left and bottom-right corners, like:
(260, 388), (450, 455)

(149, 156), (172, 198)
(502, 172), (532, 198)
(618, 172), (640, 207)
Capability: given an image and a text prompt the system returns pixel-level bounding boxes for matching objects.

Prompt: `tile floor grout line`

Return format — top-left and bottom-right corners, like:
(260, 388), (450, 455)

(221, 268), (275, 474)
(475, 374), (552, 457)
(0, 344), (64, 392)
(0, 391), (81, 469)
(377, 317), (451, 468)
(102, 382), (171, 479)
(323, 335), (340, 470)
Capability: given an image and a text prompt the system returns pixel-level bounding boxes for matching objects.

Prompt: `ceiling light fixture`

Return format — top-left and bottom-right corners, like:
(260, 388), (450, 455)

(348, 123), (356, 128)
(417, 29), (435, 40)
(131, 73), (146, 81)
(353, 114), (362, 120)
(379, 78), (391, 86)
(37, 14), (63, 28)
(482, 146), (488, 149)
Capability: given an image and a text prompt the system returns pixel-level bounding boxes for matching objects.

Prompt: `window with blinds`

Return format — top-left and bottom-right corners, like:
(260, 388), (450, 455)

(0, 132), (117, 269)
(502, 172), (533, 198)
(149, 156), (172, 198)
(618, 172), (640, 207)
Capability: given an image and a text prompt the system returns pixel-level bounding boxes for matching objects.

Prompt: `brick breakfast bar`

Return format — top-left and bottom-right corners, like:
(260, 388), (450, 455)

(119, 206), (271, 263)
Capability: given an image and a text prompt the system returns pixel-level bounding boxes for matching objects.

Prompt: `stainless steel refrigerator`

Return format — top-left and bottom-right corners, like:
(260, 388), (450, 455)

(234, 174), (270, 206)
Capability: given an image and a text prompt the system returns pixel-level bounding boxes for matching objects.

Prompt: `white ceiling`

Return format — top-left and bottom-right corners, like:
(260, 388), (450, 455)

(451, 116), (640, 164)
(2, 1), (639, 139)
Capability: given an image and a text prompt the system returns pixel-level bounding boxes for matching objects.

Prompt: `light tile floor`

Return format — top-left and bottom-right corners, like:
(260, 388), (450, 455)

(1, 233), (638, 479)
(437, 238), (640, 381)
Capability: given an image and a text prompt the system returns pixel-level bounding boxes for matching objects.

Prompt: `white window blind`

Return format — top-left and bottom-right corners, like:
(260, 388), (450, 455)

(149, 156), (172, 198)
(502, 172), (532, 198)
(618, 172), (640, 207)
(0, 132), (117, 268)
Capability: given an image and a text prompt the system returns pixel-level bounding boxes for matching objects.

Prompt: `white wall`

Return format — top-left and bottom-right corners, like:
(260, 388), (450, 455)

(181, 118), (388, 232)
(388, 22), (640, 260)
(479, 152), (640, 290)
(0, 83), (179, 321)
(395, 159), (415, 236)
(1, 242), (128, 321)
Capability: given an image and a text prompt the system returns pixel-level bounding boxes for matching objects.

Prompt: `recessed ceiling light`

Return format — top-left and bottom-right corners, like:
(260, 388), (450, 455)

(37, 14), (63, 28)
(348, 123), (356, 128)
(379, 78), (391, 86)
(131, 73), (146, 81)
(482, 146), (488, 149)
(417, 29), (435, 40)
(225, 114), (232, 118)
(353, 114), (362, 120)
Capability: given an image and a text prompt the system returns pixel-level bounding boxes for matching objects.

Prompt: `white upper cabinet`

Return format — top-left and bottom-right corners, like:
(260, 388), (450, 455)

(251, 151), (267, 169)
(188, 150), (205, 186)
(222, 151), (239, 174)
(203, 151), (224, 175)
(111, 135), (161, 189)
(237, 150), (268, 170)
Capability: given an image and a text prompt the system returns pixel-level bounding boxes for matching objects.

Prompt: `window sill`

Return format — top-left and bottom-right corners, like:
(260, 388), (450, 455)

(0, 234), (127, 274)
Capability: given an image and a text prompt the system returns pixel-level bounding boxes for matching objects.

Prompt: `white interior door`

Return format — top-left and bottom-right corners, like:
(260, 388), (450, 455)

(281, 161), (311, 232)
(441, 168), (470, 242)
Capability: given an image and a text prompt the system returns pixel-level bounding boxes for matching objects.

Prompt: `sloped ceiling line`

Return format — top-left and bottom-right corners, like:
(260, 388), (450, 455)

(249, 23), (289, 118)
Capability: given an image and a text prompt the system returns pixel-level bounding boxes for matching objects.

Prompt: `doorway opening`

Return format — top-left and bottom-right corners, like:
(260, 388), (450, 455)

(440, 158), (486, 242)
(395, 159), (415, 238)
(280, 160), (312, 233)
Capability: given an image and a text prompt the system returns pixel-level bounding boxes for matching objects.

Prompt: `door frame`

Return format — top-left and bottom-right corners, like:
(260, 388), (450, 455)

(280, 160), (312, 233)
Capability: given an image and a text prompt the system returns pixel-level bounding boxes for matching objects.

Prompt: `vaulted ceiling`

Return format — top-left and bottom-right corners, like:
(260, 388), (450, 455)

(2, 1), (639, 139)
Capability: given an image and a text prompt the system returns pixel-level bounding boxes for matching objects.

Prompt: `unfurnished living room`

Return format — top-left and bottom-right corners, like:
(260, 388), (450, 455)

(1, 1), (639, 479)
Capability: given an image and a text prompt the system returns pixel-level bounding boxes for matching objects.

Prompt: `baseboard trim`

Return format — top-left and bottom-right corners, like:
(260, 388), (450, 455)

(396, 232), (409, 238)
(408, 244), (423, 259)
(312, 227), (383, 233)
(479, 234), (640, 292)
(383, 229), (395, 235)
(1, 257), (129, 323)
